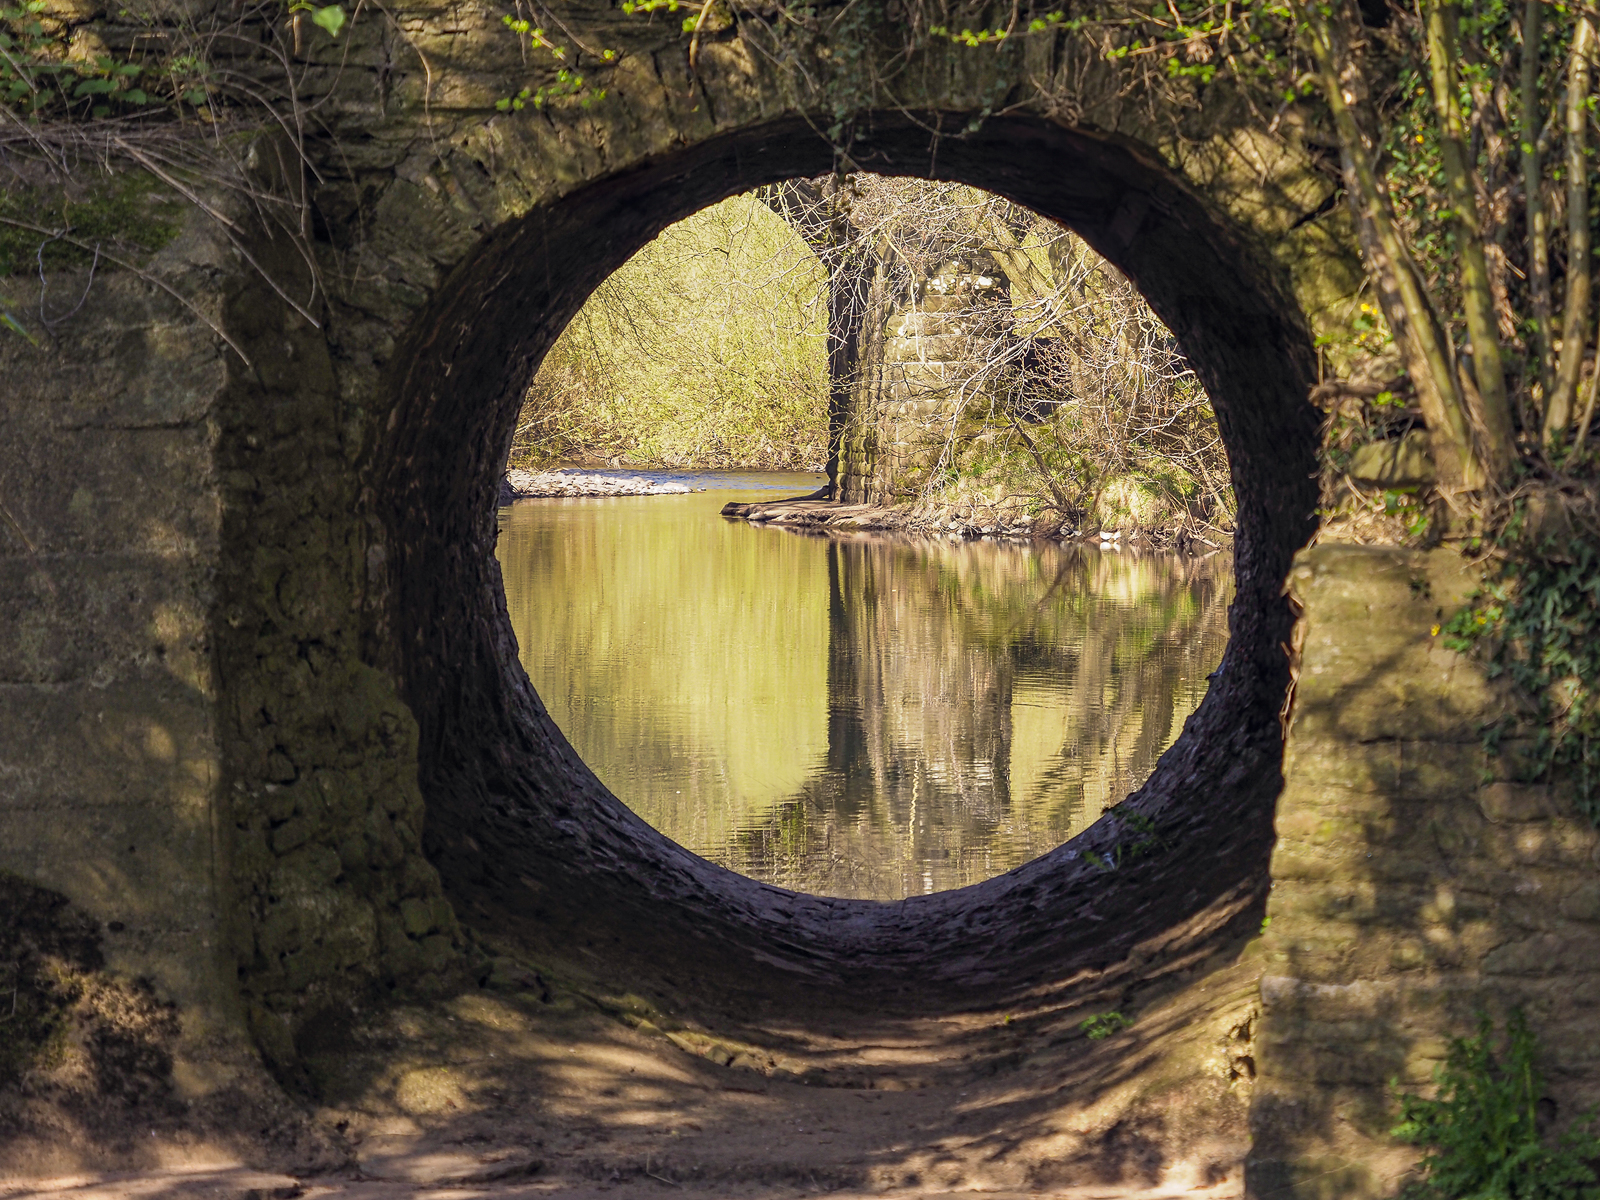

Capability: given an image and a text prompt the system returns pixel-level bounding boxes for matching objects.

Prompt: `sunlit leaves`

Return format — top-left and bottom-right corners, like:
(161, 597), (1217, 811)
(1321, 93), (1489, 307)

(310, 5), (346, 37)
(511, 193), (829, 470)
(496, 15), (614, 111)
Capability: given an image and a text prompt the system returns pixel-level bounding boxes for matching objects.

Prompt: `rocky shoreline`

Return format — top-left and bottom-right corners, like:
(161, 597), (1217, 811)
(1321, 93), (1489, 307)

(500, 468), (694, 503)
(720, 497), (1230, 553)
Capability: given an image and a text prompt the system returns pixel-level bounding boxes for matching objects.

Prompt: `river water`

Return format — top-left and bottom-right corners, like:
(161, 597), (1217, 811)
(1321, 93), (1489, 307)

(497, 469), (1232, 902)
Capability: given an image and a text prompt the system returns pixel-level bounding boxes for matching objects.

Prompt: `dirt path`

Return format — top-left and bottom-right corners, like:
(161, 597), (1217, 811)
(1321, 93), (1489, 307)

(1, 841), (1266, 1197)
(28, 897), (1255, 1199)
(6, 1168), (1242, 1199)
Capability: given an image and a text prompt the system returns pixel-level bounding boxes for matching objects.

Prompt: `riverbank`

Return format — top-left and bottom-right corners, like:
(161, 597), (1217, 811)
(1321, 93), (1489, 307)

(501, 466), (1231, 552)
(720, 495), (1230, 554)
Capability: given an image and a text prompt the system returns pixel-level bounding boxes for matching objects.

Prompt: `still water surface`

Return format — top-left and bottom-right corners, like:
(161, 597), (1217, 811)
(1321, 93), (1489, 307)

(497, 470), (1231, 902)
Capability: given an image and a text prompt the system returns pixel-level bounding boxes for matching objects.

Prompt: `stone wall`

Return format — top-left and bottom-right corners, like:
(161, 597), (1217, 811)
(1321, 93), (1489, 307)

(0, 201), (467, 1102)
(1250, 544), (1600, 1196)
(0, 210), (249, 1086)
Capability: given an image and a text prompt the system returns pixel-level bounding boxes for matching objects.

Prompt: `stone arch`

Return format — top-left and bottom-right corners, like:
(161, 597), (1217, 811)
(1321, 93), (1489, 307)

(371, 109), (1321, 1008)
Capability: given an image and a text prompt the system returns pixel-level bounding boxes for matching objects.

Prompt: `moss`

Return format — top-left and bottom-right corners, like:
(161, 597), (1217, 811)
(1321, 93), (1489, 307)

(0, 171), (184, 277)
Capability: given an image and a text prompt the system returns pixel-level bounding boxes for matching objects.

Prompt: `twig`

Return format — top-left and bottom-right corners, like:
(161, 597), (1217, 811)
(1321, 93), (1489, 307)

(0, 497), (37, 554)
(0, 216), (252, 366)
(38, 238), (100, 329)
(1005, 407), (1076, 516)
(113, 140), (241, 232)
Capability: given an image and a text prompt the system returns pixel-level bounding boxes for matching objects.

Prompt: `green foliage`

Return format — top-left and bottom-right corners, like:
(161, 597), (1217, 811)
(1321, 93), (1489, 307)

(2, 0), (348, 129)
(496, 16), (613, 111)
(514, 194), (828, 469)
(0, 0), (230, 119)
(1079, 1012), (1132, 1040)
(1392, 1010), (1600, 1199)
(1441, 532), (1600, 824)
(926, 10), (1069, 45)
(1082, 811), (1170, 872)
(2, 1), (144, 117)
(0, 175), (184, 277)
(307, 3), (346, 37)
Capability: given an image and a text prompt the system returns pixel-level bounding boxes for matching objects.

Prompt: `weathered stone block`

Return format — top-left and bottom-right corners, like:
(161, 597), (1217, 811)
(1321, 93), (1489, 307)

(1280, 739), (1400, 796)
(884, 333), (971, 362)
(0, 796), (218, 935)
(1482, 930), (1600, 976)
(1347, 430), (1435, 487)
(1261, 544), (1600, 1194)
(1289, 644), (1502, 741)
(0, 556), (210, 687)
(0, 678), (217, 810)
(1560, 881), (1600, 922)
(0, 421), (219, 557)
(1479, 781), (1563, 823)
(400, 896), (436, 937)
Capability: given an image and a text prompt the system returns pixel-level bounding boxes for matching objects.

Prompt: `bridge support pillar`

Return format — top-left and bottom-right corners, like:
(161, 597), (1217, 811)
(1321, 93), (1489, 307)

(0, 215), (256, 1101)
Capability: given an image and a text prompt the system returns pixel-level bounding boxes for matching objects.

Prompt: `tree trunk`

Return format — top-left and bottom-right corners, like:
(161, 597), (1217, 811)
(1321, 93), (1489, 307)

(762, 179), (880, 497)
(1300, 0), (1484, 486)
(1522, 0), (1554, 400)
(1424, 0), (1513, 477)
(1545, 13), (1597, 447)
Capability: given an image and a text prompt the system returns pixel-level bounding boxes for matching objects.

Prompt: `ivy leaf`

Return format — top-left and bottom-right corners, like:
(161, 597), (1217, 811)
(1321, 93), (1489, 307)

(311, 4), (346, 36)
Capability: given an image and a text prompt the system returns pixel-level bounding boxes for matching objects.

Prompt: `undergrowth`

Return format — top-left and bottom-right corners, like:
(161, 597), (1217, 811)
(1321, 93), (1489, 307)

(1079, 1011), (1132, 1040)
(1082, 811), (1170, 872)
(1393, 1010), (1600, 1200)
(1441, 526), (1600, 825)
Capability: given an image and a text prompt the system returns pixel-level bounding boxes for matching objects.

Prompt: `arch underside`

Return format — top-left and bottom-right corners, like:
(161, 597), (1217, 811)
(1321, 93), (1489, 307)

(376, 111), (1321, 1021)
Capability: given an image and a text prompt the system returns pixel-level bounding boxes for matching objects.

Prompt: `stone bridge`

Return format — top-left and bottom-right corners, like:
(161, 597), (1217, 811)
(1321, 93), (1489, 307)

(2, 0), (1598, 1193)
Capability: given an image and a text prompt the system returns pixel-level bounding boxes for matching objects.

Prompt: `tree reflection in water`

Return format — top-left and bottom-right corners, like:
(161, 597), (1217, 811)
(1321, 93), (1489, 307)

(496, 480), (1230, 902)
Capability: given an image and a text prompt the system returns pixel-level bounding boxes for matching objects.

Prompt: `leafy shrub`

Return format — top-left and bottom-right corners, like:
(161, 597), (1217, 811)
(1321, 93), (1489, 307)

(1079, 1012), (1132, 1040)
(513, 193), (828, 470)
(1441, 535), (1600, 825)
(1392, 1010), (1600, 1199)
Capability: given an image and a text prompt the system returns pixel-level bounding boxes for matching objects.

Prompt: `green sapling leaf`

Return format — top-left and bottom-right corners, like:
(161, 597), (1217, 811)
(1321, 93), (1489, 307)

(311, 5), (346, 37)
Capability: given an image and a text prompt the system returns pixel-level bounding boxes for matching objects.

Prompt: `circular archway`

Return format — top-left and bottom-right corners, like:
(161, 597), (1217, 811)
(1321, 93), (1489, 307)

(374, 110), (1320, 1016)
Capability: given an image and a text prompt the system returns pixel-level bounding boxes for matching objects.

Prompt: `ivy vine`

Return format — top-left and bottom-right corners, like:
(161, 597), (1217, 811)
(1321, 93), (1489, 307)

(1442, 525), (1600, 826)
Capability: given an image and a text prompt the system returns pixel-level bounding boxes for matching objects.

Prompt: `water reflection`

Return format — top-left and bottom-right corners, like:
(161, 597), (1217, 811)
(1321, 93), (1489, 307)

(497, 472), (1231, 901)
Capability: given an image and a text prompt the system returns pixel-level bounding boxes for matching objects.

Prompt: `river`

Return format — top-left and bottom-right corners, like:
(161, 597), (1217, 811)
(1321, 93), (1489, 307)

(497, 469), (1232, 902)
